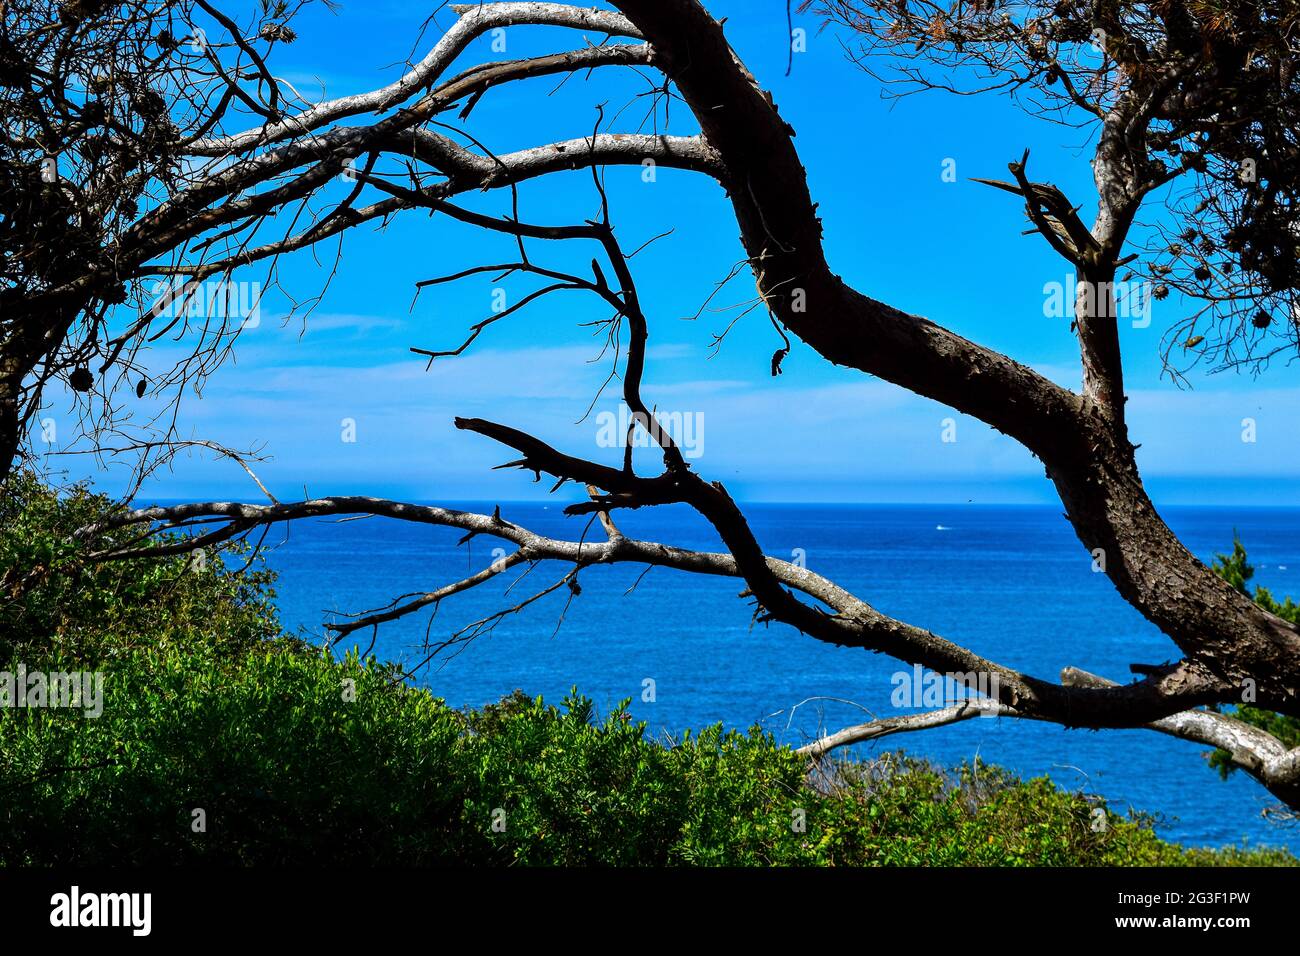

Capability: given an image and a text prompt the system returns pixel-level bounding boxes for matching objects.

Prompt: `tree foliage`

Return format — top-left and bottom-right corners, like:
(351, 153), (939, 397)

(810, 0), (1300, 372)
(1208, 538), (1300, 780)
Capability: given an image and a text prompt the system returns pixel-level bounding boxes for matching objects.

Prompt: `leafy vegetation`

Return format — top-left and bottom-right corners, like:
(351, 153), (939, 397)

(1208, 539), (1300, 775)
(3, 642), (1293, 866)
(0, 471), (281, 663)
(0, 473), (1292, 866)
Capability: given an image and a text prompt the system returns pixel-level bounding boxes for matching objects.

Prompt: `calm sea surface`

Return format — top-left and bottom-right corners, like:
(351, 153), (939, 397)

(243, 501), (1300, 852)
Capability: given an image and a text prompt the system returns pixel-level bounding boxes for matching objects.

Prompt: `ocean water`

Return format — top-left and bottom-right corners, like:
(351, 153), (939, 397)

(248, 501), (1300, 852)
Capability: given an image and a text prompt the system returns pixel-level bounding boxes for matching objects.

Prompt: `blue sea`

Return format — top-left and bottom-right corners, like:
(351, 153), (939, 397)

(250, 501), (1300, 852)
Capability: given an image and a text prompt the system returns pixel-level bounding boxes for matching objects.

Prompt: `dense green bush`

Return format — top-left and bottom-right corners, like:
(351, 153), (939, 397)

(0, 473), (1293, 866)
(0, 471), (281, 663)
(1, 643), (1293, 866)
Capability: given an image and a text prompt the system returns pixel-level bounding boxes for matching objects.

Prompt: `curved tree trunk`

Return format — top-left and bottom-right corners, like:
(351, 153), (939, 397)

(608, 0), (1300, 716)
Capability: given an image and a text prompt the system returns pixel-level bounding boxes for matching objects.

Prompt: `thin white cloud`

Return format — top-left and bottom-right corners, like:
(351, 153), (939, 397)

(60, 333), (1300, 502)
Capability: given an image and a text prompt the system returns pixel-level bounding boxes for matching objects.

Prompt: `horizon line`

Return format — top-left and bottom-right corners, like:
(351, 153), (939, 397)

(132, 496), (1300, 510)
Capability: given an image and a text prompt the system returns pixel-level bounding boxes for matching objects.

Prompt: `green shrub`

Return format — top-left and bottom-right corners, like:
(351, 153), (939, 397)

(0, 472), (1292, 867)
(0, 643), (1291, 866)
(0, 470), (281, 663)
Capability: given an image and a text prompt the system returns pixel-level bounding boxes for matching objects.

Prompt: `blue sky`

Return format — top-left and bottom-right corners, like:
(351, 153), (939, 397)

(53, 0), (1300, 504)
